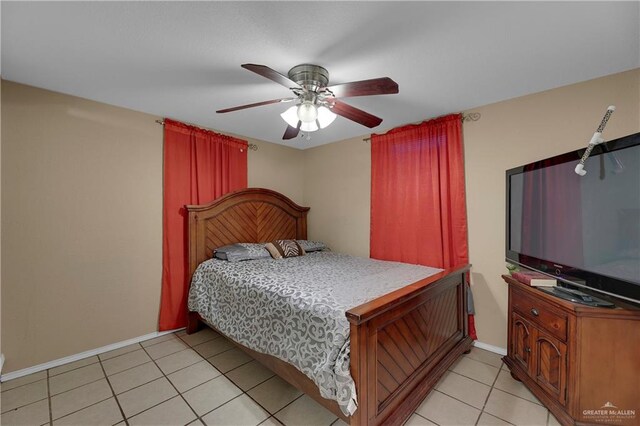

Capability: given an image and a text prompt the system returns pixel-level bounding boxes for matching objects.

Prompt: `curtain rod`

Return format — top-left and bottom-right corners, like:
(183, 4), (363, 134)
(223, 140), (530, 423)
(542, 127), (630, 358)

(155, 119), (258, 151)
(361, 112), (481, 142)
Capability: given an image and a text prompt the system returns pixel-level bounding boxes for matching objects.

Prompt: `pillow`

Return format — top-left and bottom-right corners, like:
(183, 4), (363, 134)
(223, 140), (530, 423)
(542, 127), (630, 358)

(213, 243), (270, 262)
(265, 240), (306, 259)
(296, 240), (329, 252)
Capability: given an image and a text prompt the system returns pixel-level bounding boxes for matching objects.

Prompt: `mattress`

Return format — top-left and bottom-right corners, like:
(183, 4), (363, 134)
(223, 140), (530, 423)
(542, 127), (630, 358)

(187, 251), (442, 415)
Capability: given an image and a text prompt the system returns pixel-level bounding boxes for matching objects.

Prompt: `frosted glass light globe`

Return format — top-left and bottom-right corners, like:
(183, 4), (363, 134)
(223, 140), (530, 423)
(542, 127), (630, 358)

(317, 106), (337, 129)
(280, 106), (299, 128)
(300, 121), (319, 132)
(297, 102), (318, 123)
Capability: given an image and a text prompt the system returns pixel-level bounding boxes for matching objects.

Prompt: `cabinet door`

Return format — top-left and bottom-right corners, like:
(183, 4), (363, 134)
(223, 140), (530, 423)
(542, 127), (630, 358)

(533, 329), (567, 405)
(511, 312), (533, 373)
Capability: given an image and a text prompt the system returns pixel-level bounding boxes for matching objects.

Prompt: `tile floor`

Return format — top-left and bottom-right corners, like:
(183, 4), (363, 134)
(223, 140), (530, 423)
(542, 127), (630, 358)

(0, 329), (562, 426)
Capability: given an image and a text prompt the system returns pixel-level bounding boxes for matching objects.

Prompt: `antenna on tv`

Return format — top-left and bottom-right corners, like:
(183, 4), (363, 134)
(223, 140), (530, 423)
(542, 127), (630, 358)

(575, 106), (616, 176)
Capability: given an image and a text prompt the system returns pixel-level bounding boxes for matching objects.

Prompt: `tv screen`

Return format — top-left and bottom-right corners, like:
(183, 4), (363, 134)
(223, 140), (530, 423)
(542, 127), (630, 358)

(506, 132), (640, 305)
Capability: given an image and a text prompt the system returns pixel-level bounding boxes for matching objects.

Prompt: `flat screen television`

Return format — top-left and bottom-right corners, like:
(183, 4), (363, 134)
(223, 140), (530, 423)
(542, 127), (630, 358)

(506, 132), (640, 305)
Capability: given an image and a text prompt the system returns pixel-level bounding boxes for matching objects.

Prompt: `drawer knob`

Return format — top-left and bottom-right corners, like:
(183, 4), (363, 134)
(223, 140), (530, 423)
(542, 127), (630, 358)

(531, 308), (539, 316)
(525, 347), (531, 353)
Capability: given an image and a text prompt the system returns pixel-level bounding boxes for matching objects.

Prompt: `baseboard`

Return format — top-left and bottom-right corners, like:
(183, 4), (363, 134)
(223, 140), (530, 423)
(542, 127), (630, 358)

(0, 328), (185, 382)
(1, 332), (505, 382)
(473, 340), (507, 356)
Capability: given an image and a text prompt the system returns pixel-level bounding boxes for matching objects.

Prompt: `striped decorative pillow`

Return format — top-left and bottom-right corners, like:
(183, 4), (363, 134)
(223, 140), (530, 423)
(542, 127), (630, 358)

(265, 240), (306, 259)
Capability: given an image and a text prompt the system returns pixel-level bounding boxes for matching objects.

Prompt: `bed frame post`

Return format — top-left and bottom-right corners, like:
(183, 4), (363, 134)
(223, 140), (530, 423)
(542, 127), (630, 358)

(349, 322), (370, 426)
(186, 311), (202, 335)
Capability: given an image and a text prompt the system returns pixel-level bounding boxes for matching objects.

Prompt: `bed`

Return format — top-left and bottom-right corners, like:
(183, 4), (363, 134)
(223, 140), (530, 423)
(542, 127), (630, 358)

(185, 188), (472, 425)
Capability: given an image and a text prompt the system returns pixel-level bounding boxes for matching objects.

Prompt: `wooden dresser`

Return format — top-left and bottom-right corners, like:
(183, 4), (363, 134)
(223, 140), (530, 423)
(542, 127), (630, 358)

(502, 275), (640, 426)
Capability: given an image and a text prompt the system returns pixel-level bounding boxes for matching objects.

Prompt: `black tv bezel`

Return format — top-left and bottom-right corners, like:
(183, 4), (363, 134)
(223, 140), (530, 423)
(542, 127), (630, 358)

(505, 132), (640, 306)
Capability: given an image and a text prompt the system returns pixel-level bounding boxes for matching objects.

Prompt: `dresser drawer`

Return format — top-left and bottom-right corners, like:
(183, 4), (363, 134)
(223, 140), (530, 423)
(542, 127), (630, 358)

(512, 289), (568, 341)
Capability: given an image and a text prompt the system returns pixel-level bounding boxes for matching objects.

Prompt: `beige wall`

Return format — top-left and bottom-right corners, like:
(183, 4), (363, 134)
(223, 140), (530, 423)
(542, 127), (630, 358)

(302, 69), (640, 349)
(1, 81), (163, 372)
(303, 136), (371, 258)
(247, 137), (304, 206)
(0, 81), (304, 373)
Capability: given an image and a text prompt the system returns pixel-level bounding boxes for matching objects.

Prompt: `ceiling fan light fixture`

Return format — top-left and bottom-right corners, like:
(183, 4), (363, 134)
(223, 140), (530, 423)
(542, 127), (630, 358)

(280, 106), (299, 128)
(220, 63), (398, 140)
(317, 106), (337, 129)
(297, 101), (318, 123)
(300, 121), (319, 132)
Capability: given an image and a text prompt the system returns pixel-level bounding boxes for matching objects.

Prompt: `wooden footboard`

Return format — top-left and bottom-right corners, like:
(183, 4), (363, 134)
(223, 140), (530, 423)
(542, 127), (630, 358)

(347, 264), (472, 425)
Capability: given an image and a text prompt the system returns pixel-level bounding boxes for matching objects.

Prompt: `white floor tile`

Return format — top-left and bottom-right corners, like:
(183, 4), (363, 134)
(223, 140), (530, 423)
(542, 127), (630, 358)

(436, 371), (491, 409)
(116, 377), (177, 418)
(1, 380), (48, 413)
(128, 396), (196, 426)
(274, 395), (336, 426)
(51, 379), (113, 420)
(0, 399), (49, 426)
(404, 413), (437, 425)
(202, 394), (269, 426)
(465, 347), (504, 368)
(167, 361), (221, 393)
(50, 356), (99, 377)
(226, 360), (275, 391)
(450, 357), (500, 386)
(493, 370), (542, 405)
(1, 372), (47, 392)
(182, 375), (242, 416)
(155, 348), (203, 375)
(102, 349), (152, 376)
(247, 376), (303, 414)
(548, 412), (562, 426)
(99, 344), (141, 361)
(193, 338), (234, 358)
(484, 388), (548, 426)
(54, 397), (123, 426)
(144, 339), (189, 360)
(109, 362), (163, 395)
(49, 363), (104, 395)
(415, 390), (481, 426)
(477, 411), (513, 425)
(140, 334), (179, 348)
(179, 328), (220, 347)
(258, 417), (284, 426)
(207, 347), (253, 373)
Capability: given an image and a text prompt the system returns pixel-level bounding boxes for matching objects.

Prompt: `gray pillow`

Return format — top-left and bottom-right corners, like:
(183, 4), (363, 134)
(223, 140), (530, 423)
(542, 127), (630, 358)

(214, 243), (271, 262)
(296, 240), (329, 252)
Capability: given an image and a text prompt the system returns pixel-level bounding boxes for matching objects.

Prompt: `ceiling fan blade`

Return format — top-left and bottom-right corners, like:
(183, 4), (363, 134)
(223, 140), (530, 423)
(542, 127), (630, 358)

(283, 121), (301, 140)
(242, 64), (302, 89)
(330, 100), (383, 128)
(326, 77), (398, 98)
(216, 97), (297, 113)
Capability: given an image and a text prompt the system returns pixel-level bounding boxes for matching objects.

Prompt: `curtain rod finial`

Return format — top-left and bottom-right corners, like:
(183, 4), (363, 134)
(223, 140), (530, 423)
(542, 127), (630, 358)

(462, 112), (481, 122)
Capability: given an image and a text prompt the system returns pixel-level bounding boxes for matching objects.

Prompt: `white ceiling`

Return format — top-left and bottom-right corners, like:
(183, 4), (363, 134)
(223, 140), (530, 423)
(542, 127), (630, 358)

(2, 2), (639, 149)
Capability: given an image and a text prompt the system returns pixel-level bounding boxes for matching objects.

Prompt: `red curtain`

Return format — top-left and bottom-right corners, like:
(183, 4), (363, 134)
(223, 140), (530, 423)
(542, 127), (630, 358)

(160, 119), (248, 331)
(371, 114), (477, 339)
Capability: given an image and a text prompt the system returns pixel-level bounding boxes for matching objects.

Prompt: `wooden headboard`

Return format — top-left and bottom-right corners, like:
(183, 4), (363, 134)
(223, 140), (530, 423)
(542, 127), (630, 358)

(186, 188), (310, 277)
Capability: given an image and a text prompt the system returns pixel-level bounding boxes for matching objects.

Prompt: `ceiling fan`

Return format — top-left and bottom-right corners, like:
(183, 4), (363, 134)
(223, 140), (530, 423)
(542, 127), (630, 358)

(216, 64), (399, 140)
